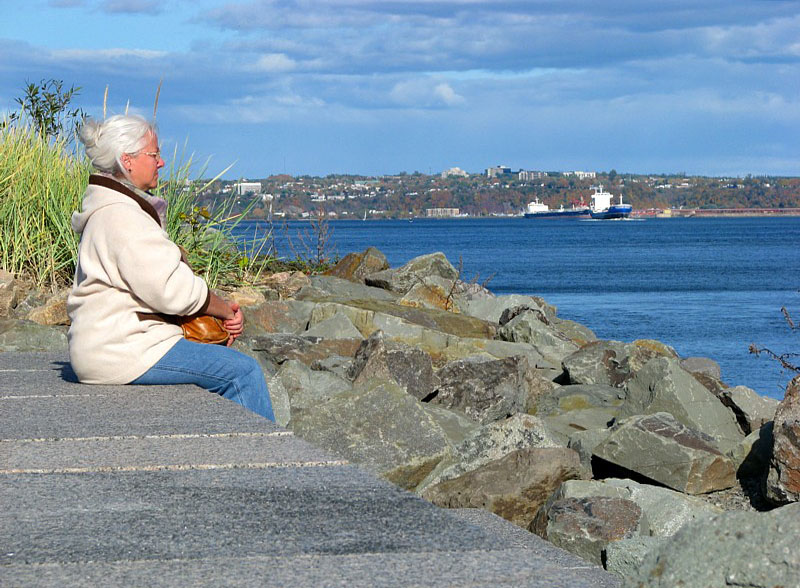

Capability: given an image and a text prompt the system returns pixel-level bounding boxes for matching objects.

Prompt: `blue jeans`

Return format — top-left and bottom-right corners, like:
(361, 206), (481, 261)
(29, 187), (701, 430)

(131, 338), (275, 421)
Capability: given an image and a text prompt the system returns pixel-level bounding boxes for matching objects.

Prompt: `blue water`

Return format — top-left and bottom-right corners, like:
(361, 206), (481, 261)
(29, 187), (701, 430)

(234, 217), (800, 399)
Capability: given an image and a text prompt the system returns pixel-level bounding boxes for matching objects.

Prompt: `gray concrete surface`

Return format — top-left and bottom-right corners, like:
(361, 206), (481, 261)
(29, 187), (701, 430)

(0, 352), (619, 587)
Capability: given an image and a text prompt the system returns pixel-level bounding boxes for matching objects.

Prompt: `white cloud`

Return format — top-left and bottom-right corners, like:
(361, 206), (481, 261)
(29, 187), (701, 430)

(433, 83), (465, 106)
(52, 48), (167, 61)
(249, 53), (297, 72)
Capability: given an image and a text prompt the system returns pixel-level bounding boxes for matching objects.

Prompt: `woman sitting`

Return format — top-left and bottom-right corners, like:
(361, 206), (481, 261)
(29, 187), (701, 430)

(67, 114), (274, 421)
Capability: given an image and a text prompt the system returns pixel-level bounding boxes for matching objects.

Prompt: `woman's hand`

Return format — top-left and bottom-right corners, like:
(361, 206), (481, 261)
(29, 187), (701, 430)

(223, 302), (244, 346)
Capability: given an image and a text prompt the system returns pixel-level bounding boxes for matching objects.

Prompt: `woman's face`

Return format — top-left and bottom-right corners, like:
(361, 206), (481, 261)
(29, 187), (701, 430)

(123, 133), (164, 191)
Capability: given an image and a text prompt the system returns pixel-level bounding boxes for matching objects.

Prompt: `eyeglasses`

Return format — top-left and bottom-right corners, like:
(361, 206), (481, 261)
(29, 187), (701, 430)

(138, 150), (162, 161)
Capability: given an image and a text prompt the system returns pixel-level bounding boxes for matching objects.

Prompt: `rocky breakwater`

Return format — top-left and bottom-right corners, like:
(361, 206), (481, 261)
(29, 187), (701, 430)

(4, 249), (800, 586)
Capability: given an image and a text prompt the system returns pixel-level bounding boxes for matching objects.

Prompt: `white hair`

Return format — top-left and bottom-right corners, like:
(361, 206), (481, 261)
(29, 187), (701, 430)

(78, 114), (157, 176)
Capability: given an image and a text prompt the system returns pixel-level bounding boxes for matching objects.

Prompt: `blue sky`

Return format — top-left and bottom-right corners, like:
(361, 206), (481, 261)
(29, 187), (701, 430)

(2, 0), (799, 178)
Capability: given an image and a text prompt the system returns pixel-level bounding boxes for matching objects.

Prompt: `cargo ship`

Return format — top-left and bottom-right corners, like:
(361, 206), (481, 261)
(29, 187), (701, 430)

(524, 198), (590, 219)
(589, 185), (632, 220)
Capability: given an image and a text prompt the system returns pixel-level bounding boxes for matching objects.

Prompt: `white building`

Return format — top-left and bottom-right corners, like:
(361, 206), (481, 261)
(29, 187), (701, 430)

(518, 170), (548, 181)
(441, 167), (469, 178)
(426, 208), (460, 218)
(234, 181), (262, 195)
(486, 165), (512, 178)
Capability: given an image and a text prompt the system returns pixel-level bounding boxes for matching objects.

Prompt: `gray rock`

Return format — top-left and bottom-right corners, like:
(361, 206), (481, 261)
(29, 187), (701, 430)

(291, 380), (452, 490)
(304, 313), (364, 340)
(264, 373), (291, 427)
(545, 478), (721, 538)
(309, 354), (354, 379)
(567, 428), (613, 474)
(0, 270), (21, 318)
(324, 246), (390, 283)
(680, 356), (722, 379)
(459, 294), (554, 324)
(429, 355), (534, 423)
(766, 375), (800, 504)
(0, 319), (67, 352)
(562, 339), (677, 388)
(365, 252), (458, 295)
(550, 317), (597, 347)
(605, 536), (666, 578)
(531, 496), (649, 566)
(296, 274), (398, 302)
(348, 331), (436, 401)
(246, 299), (316, 334)
(625, 503), (800, 588)
(622, 357), (744, 454)
(243, 333), (361, 372)
(718, 385), (779, 435)
(423, 447), (584, 529)
(533, 384), (625, 445)
(417, 414), (560, 493)
(276, 359), (353, 414)
(397, 275), (458, 312)
(733, 421), (774, 479)
(593, 412), (736, 494)
(497, 310), (579, 364)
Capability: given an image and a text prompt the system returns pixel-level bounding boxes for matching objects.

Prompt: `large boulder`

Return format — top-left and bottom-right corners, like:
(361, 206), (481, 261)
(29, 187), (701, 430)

(680, 356), (722, 380)
(275, 359), (353, 416)
(417, 413), (560, 493)
(593, 412), (736, 494)
(766, 375), (800, 504)
(26, 289), (70, 326)
(622, 357), (744, 454)
(324, 247), (389, 283)
(303, 313), (363, 340)
(423, 447), (584, 529)
(458, 294), (556, 324)
(0, 319), (67, 352)
(562, 339), (677, 388)
(732, 421), (774, 478)
(365, 252), (458, 295)
(397, 275), (458, 313)
(718, 385), (779, 435)
(347, 331), (436, 400)
(0, 270), (21, 318)
(624, 503), (800, 588)
(242, 333), (361, 373)
(245, 299), (316, 334)
(291, 381), (453, 490)
(497, 309), (579, 364)
(533, 384), (626, 446)
(260, 270), (310, 299)
(531, 496), (649, 566)
(545, 478), (721, 538)
(296, 274), (398, 303)
(428, 355), (534, 423)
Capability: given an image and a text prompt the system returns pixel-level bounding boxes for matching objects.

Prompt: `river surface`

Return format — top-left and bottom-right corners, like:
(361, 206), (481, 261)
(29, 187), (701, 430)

(233, 216), (800, 400)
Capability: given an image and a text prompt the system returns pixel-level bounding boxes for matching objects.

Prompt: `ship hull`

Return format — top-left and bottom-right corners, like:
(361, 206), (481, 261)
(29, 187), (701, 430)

(590, 204), (633, 220)
(524, 209), (590, 219)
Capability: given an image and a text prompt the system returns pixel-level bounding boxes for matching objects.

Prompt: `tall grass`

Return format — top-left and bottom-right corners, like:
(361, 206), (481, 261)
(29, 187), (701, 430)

(0, 122), (272, 291)
(0, 121), (89, 290)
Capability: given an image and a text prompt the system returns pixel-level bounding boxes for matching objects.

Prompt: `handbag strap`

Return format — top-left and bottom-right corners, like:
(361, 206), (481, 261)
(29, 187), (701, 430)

(89, 175), (162, 227)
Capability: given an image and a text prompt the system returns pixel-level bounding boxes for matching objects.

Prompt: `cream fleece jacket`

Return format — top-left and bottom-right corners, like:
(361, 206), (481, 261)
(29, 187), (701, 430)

(67, 180), (209, 384)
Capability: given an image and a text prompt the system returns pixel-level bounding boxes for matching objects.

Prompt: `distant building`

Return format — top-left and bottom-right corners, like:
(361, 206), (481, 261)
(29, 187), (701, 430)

(518, 170), (548, 181)
(441, 166), (469, 178)
(234, 181), (262, 195)
(486, 165), (512, 178)
(426, 208), (460, 218)
(563, 171), (596, 180)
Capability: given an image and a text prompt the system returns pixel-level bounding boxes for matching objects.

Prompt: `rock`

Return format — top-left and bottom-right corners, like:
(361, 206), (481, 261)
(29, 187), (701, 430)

(324, 247), (389, 283)
(459, 294), (556, 324)
(766, 375), (800, 504)
(304, 313), (363, 340)
(0, 319), (68, 352)
(397, 276), (459, 312)
(309, 354), (354, 379)
(545, 478), (721, 538)
(625, 503), (800, 588)
(296, 274), (398, 303)
(622, 357), (744, 454)
(423, 447), (584, 529)
(226, 286), (266, 308)
(264, 373), (290, 427)
(246, 300), (316, 334)
(26, 290), (70, 326)
(732, 421), (774, 478)
(428, 355), (534, 423)
(531, 496), (649, 566)
(365, 252), (458, 295)
(291, 380), (452, 490)
(567, 428), (613, 474)
(605, 536), (666, 578)
(718, 385), (778, 435)
(593, 412), (736, 494)
(260, 271), (310, 299)
(562, 339), (677, 388)
(497, 309), (579, 364)
(275, 359), (353, 414)
(0, 270), (21, 318)
(417, 414), (561, 493)
(347, 331), (436, 401)
(550, 318), (597, 347)
(680, 356), (722, 380)
(242, 334), (361, 372)
(533, 384), (625, 445)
